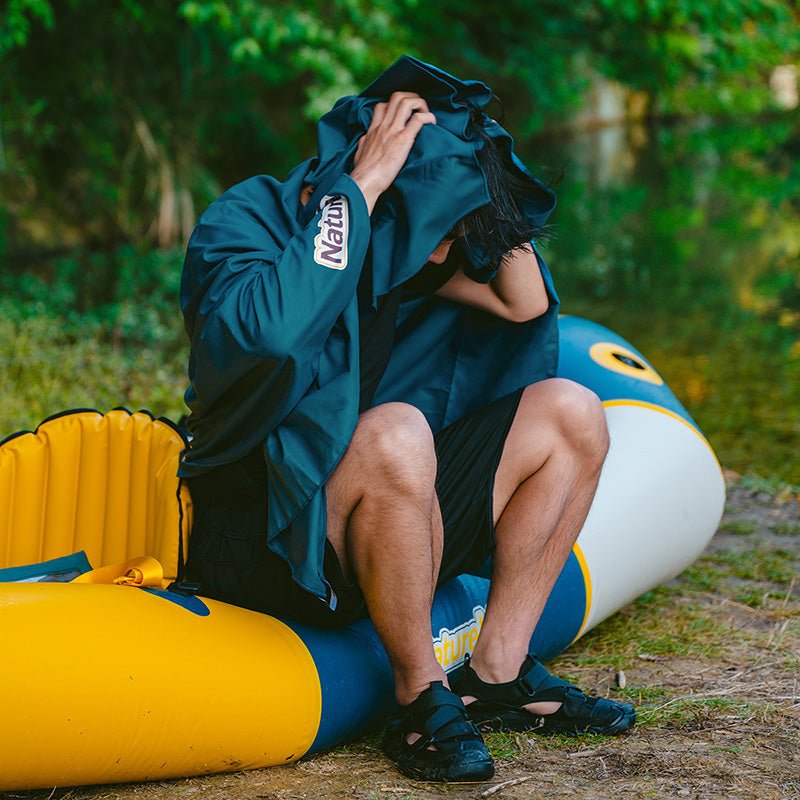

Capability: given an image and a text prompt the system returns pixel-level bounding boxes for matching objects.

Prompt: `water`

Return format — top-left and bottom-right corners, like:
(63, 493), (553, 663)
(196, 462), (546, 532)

(528, 119), (800, 483)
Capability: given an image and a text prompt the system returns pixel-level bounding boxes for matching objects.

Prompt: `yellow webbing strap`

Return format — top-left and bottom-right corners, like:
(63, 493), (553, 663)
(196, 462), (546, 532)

(71, 555), (164, 588)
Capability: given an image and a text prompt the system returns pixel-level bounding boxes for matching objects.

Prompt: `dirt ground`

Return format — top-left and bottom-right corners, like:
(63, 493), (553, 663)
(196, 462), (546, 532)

(5, 475), (799, 800)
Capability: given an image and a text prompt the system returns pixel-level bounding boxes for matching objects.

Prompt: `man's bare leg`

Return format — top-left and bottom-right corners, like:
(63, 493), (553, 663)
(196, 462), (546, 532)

(326, 402), (495, 779)
(325, 401), (446, 706)
(465, 378), (610, 715)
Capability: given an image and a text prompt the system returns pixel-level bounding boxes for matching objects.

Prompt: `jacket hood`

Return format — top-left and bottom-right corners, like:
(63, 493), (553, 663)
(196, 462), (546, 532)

(303, 55), (556, 301)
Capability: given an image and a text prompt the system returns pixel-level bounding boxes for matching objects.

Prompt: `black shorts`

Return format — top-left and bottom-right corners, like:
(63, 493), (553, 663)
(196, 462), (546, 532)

(185, 389), (523, 628)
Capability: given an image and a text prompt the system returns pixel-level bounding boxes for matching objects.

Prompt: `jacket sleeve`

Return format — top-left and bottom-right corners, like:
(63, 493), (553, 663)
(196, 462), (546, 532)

(181, 173), (370, 407)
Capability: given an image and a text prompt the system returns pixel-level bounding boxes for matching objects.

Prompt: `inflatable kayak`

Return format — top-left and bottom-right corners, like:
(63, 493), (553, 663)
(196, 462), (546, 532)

(0, 316), (725, 790)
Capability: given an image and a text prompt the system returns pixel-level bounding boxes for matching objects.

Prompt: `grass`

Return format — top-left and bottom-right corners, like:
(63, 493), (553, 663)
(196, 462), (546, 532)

(718, 520), (757, 536)
(485, 729), (619, 757)
(615, 684), (669, 706)
(698, 547), (795, 585)
(483, 731), (525, 761)
(640, 697), (782, 729)
(0, 314), (188, 438)
(558, 587), (739, 670)
(536, 500), (800, 748)
(738, 472), (800, 497)
(730, 585), (793, 609)
(0, 247), (190, 440)
(678, 545), (797, 609)
(781, 656), (800, 673)
(771, 522), (800, 536)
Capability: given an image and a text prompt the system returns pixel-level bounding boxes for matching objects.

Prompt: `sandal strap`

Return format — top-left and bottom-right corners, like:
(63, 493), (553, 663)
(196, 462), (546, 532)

(382, 682), (495, 782)
(391, 681), (482, 750)
(517, 655), (579, 702)
(461, 653), (578, 708)
(457, 656), (636, 737)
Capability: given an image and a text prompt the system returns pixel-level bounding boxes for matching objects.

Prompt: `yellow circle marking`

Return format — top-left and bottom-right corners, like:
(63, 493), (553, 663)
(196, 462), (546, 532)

(589, 342), (664, 386)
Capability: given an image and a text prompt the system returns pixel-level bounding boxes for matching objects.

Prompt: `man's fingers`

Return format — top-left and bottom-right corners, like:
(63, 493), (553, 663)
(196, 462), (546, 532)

(370, 101), (388, 128)
(351, 92), (435, 202)
(402, 111), (437, 138)
(387, 91), (424, 104)
(385, 94), (430, 128)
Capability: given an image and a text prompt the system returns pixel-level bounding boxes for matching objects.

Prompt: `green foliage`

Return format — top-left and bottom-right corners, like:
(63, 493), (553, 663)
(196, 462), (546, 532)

(546, 119), (800, 481)
(2, 0), (798, 259)
(585, 0), (797, 110)
(0, 0), (54, 57)
(402, 0), (799, 130)
(0, 245), (188, 435)
(178, 0), (414, 118)
(1, 1), (799, 476)
(0, 312), (188, 434)
(0, 245), (185, 351)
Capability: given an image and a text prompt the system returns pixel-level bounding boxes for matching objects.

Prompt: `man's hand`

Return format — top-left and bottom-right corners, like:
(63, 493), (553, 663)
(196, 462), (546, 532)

(350, 92), (436, 214)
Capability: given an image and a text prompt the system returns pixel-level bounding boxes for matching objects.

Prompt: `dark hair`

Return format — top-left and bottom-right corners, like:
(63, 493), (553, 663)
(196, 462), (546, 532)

(448, 112), (545, 268)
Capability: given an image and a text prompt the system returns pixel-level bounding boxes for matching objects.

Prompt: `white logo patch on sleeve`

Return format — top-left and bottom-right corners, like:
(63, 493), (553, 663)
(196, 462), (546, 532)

(313, 194), (349, 270)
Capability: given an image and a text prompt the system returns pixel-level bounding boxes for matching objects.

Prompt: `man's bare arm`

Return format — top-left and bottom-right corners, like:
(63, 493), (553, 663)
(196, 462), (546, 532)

(435, 243), (549, 322)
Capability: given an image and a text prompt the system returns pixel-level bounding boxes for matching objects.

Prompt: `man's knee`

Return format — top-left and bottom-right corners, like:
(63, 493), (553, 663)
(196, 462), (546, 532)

(523, 379), (609, 464)
(352, 402), (437, 492)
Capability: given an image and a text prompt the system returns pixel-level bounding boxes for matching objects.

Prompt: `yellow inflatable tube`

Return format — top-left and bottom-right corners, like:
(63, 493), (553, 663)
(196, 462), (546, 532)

(3, 582), (321, 788)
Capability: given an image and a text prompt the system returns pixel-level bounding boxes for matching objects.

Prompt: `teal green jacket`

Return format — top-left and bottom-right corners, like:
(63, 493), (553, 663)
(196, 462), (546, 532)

(179, 56), (559, 605)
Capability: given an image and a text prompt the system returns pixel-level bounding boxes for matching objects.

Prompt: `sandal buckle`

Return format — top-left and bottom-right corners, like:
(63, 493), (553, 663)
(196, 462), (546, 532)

(518, 673), (538, 698)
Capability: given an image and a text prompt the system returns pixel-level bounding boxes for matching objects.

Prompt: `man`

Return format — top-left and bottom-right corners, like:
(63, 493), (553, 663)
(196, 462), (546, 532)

(179, 56), (635, 783)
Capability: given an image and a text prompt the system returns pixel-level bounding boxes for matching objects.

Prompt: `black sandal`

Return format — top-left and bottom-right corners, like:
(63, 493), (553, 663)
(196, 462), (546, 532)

(456, 654), (636, 735)
(382, 681), (495, 782)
